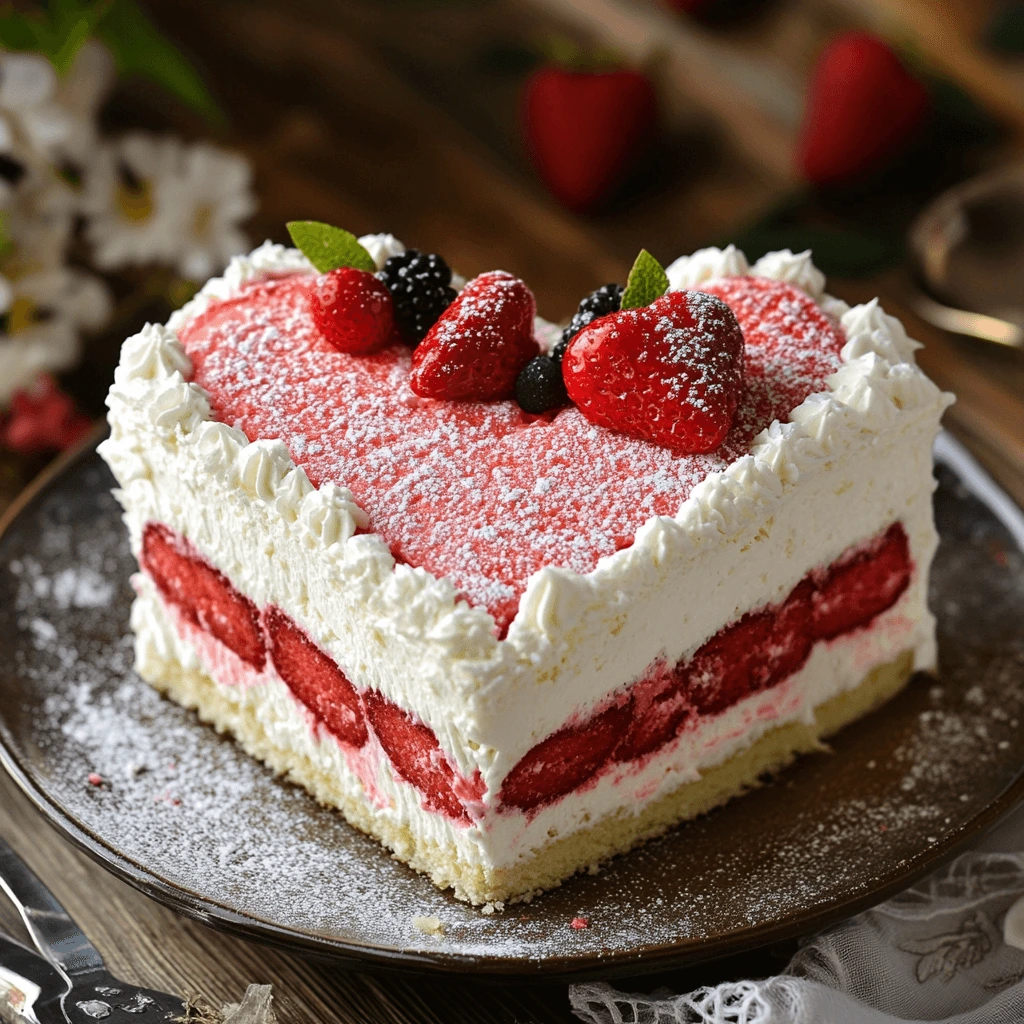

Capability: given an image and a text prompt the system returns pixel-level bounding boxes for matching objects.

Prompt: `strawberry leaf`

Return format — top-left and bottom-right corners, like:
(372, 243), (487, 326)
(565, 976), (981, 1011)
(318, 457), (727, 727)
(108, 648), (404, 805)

(287, 220), (376, 274)
(620, 249), (668, 309)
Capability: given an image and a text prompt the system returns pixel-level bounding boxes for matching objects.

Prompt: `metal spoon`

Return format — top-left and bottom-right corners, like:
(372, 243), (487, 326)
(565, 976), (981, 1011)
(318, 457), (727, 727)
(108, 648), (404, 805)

(907, 164), (1024, 349)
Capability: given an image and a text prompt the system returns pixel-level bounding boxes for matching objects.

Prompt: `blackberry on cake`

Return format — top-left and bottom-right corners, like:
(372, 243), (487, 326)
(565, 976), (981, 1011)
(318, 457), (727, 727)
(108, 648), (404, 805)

(515, 355), (568, 414)
(551, 282), (623, 362)
(379, 249), (458, 343)
(100, 230), (952, 906)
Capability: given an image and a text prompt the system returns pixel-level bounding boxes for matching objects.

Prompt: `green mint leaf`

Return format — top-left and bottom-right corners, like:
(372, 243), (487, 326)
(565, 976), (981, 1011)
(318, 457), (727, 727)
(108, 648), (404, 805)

(620, 249), (668, 309)
(97, 0), (224, 123)
(287, 220), (376, 274)
(50, 17), (92, 75)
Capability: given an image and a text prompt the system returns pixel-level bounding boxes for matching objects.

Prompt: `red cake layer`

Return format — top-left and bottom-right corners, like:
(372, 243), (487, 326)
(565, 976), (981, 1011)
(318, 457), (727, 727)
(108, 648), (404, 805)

(141, 520), (910, 821)
(180, 273), (844, 631)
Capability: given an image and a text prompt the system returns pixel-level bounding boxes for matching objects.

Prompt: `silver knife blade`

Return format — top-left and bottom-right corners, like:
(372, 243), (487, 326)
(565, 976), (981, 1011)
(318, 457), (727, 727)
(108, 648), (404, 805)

(0, 932), (70, 1024)
(0, 839), (103, 980)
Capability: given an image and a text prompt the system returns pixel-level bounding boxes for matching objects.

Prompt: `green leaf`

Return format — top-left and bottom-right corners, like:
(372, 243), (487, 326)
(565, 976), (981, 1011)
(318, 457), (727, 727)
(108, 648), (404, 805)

(0, 1), (109, 75)
(0, 12), (48, 53)
(287, 221), (376, 274)
(48, 0), (113, 74)
(620, 249), (668, 309)
(0, 211), (15, 262)
(50, 13), (96, 74)
(97, 0), (224, 123)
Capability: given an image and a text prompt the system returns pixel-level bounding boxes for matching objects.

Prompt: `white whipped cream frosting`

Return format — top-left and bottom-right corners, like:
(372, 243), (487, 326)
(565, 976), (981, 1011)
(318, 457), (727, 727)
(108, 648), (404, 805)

(358, 232), (405, 270)
(101, 241), (952, 864)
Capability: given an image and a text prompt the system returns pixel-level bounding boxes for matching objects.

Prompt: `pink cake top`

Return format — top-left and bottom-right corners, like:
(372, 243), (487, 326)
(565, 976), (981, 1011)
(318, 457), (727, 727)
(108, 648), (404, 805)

(179, 273), (845, 632)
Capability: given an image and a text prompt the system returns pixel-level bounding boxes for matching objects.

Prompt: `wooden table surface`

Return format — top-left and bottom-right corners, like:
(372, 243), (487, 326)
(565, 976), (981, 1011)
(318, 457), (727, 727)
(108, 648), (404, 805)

(2, 2), (1024, 1021)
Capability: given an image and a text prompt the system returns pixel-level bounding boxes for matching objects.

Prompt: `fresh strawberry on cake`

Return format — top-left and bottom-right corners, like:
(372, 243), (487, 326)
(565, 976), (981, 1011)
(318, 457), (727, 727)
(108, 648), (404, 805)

(100, 222), (952, 905)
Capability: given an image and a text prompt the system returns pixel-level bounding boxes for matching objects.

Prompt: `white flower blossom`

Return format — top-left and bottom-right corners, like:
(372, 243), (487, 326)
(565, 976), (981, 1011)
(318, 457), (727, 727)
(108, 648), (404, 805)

(168, 143), (256, 281)
(0, 266), (110, 403)
(82, 133), (255, 281)
(0, 192), (75, 276)
(0, 49), (105, 167)
(83, 134), (196, 270)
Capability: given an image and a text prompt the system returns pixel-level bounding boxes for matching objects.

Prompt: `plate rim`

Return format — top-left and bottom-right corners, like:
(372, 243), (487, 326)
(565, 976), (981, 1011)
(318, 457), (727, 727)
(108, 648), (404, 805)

(2, 430), (1024, 980)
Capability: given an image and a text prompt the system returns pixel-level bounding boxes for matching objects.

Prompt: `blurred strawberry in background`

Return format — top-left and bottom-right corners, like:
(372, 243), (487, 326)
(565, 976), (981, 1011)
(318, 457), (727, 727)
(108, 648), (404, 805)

(520, 51), (657, 213)
(3, 375), (91, 456)
(797, 31), (931, 188)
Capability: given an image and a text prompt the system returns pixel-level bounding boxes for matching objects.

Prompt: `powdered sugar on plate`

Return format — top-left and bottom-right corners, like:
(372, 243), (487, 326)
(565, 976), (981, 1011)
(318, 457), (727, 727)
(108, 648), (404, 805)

(0, 453), (1022, 972)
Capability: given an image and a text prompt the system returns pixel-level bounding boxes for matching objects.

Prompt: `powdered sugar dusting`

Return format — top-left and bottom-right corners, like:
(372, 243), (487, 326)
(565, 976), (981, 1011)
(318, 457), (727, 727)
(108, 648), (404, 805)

(1, 454), (1022, 970)
(180, 274), (844, 630)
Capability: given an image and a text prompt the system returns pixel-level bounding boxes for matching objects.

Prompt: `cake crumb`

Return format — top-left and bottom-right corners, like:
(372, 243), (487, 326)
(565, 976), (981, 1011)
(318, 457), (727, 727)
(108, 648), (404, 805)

(571, 916), (589, 930)
(481, 901), (505, 916)
(412, 915), (445, 938)
(586, 862), (601, 876)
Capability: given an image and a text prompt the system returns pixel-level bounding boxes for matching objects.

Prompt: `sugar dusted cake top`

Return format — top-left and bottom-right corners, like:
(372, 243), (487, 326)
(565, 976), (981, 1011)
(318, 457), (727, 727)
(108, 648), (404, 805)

(179, 270), (845, 631)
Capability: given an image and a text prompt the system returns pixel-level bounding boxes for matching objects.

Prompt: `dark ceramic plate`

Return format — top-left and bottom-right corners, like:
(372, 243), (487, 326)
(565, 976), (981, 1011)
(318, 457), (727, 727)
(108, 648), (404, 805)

(1, 433), (1023, 980)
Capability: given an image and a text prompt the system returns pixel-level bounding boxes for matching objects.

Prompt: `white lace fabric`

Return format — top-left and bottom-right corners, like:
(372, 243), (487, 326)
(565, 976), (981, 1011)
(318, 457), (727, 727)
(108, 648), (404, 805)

(570, 805), (1024, 1024)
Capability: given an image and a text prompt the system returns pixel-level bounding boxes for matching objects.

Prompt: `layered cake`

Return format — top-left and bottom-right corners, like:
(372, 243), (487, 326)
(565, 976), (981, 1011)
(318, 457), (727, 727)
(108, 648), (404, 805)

(100, 227), (951, 905)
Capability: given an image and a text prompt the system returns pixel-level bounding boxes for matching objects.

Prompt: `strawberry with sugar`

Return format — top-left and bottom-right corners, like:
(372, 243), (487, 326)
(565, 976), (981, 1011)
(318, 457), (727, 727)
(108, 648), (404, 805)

(562, 249), (745, 454)
(410, 271), (538, 400)
(288, 220), (397, 354)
